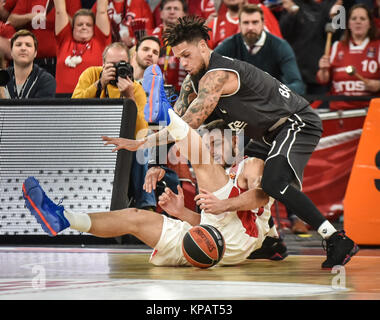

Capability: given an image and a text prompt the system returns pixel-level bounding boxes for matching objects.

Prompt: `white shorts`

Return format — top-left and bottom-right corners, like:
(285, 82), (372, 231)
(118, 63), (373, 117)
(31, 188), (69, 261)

(149, 198), (274, 267)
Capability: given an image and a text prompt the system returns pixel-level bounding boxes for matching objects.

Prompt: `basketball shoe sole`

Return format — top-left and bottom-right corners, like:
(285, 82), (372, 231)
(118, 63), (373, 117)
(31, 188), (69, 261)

(321, 230), (359, 269)
(247, 236), (288, 261)
(143, 64), (172, 124)
(22, 176), (70, 237)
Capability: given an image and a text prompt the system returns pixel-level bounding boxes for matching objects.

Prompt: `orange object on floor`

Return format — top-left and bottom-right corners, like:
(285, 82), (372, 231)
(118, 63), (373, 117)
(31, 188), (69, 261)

(344, 99), (380, 245)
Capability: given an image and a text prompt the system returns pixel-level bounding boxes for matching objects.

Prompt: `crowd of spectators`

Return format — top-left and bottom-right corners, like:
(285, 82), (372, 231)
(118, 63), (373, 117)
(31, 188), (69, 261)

(1, 0), (379, 105)
(0, 0), (379, 233)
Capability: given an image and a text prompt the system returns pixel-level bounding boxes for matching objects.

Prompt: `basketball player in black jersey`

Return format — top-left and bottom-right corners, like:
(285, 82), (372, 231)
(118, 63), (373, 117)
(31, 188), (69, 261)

(107, 16), (359, 269)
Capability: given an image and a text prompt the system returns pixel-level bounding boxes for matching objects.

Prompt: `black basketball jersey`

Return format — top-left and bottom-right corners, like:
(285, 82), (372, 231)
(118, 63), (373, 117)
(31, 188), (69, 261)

(190, 52), (313, 140)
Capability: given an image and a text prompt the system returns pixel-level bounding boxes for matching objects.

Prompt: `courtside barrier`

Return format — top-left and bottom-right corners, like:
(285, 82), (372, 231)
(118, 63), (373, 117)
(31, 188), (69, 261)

(0, 99), (136, 244)
(344, 99), (380, 245)
(0, 96), (374, 244)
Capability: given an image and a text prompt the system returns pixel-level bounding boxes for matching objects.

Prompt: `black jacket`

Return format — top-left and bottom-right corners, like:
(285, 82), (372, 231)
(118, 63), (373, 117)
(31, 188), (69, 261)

(279, 0), (338, 85)
(5, 64), (56, 99)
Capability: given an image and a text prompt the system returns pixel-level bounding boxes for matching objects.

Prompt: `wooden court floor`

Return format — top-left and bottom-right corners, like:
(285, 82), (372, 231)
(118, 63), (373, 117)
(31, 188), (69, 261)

(0, 245), (379, 300)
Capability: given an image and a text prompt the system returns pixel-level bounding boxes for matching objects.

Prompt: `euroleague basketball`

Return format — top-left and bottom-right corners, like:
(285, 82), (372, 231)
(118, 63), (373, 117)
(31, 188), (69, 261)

(182, 224), (225, 268)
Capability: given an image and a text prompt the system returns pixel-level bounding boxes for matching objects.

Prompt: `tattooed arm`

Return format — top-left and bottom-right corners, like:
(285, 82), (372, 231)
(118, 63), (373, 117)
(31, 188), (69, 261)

(181, 70), (229, 129)
(105, 70), (230, 151)
(174, 74), (197, 116)
(146, 70), (229, 147)
(145, 74), (198, 147)
(127, 74), (198, 149)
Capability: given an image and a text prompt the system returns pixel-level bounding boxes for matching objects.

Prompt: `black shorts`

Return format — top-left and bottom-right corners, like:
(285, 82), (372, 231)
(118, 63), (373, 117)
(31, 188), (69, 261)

(245, 107), (322, 190)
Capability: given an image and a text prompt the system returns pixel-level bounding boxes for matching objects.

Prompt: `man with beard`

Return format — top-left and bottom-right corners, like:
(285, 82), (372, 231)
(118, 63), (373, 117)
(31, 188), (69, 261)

(131, 35), (161, 82)
(215, 4), (305, 95)
(112, 16), (359, 269)
(207, 0), (283, 49)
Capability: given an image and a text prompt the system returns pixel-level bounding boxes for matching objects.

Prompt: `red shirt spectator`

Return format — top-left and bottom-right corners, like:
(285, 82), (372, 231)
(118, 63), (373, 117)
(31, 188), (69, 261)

(92, 0), (155, 45)
(0, 21), (15, 40)
(149, 0), (187, 92)
(0, 0), (17, 59)
(207, 6), (239, 49)
(56, 23), (111, 93)
(2, 0), (17, 17)
(323, 38), (380, 110)
(187, 0), (215, 20)
(317, 4), (380, 110)
(54, 0), (111, 93)
(154, 0), (216, 24)
(7, 0), (81, 59)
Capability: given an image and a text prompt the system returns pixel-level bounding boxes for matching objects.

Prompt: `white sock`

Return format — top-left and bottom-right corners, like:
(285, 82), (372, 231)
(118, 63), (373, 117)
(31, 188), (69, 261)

(317, 220), (337, 239)
(63, 210), (92, 233)
(167, 109), (189, 141)
(267, 226), (279, 238)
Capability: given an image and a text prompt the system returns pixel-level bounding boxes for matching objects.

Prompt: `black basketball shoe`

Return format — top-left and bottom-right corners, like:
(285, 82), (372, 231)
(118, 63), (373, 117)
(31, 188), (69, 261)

(321, 230), (359, 269)
(247, 236), (288, 261)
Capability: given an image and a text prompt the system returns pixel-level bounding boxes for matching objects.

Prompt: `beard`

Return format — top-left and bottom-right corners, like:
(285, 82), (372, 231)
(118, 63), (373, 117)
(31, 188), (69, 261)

(189, 61), (207, 82)
(136, 55), (150, 70)
(242, 31), (260, 47)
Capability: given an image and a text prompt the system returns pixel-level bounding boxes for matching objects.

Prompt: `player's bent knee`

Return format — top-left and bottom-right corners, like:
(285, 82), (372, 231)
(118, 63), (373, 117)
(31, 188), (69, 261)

(261, 172), (291, 200)
(261, 174), (287, 199)
(124, 207), (140, 215)
(261, 156), (294, 200)
(114, 208), (143, 232)
(125, 207), (160, 234)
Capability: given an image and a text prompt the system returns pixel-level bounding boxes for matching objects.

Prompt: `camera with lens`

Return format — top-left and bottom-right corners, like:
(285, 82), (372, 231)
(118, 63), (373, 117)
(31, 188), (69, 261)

(110, 61), (134, 86)
(0, 69), (10, 86)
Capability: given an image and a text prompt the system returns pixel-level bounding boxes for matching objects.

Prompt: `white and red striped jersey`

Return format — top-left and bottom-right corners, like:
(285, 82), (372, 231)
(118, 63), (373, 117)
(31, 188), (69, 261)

(207, 11), (239, 49)
(93, 0), (155, 43)
(188, 0), (216, 19)
(329, 38), (380, 110)
(201, 158), (274, 239)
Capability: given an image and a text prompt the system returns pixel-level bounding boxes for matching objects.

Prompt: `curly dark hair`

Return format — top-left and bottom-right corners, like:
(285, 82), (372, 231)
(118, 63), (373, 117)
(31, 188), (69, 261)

(163, 16), (211, 47)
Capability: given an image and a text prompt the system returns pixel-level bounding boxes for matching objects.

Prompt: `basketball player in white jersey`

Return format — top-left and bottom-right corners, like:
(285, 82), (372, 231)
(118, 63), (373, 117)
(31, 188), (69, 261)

(150, 118), (285, 265)
(22, 112), (282, 266)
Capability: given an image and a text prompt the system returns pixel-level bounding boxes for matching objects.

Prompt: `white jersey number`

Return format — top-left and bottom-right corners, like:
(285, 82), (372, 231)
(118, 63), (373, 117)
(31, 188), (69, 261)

(279, 83), (291, 99)
(361, 59), (378, 74)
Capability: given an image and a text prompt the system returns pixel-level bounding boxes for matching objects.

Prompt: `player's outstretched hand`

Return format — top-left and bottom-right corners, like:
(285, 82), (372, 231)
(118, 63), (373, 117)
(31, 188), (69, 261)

(102, 136), (145, 152)
(194, 188), (226, 215)
(143, 166), (166, 193)
(158, 185), (185, 219)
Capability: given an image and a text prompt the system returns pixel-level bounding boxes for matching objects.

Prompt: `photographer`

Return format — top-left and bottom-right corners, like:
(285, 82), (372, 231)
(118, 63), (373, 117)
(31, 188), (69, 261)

(72, 41), (156, 211)
(72, 42), (147, 136)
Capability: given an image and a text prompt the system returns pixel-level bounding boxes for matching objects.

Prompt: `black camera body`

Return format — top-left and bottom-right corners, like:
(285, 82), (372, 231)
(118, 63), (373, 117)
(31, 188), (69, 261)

(110, 61), (134, 86)
(0, 69), (10, 86)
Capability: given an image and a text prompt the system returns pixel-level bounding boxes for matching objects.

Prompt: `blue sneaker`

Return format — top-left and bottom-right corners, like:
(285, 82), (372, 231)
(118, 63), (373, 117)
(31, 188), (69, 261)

(22, 177), (70, 236)
(142, 64), (173, 124)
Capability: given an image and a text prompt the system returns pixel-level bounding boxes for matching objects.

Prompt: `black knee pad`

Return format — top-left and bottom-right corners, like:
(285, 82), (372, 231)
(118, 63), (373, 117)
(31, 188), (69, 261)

(261, 156), (295, 200)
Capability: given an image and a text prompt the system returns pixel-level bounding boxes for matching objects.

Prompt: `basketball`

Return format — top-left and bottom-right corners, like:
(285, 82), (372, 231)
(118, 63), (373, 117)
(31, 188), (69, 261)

(182, 224), (225, 268)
